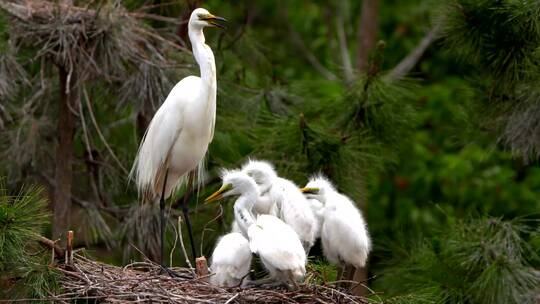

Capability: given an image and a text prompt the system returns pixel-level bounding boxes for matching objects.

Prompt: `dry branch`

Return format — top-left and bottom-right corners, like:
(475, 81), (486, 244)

(336, 2), (354, 84)
(37, 235), (64, 258)
(387, 25), (440, 80)
(288, 28), (338, 81)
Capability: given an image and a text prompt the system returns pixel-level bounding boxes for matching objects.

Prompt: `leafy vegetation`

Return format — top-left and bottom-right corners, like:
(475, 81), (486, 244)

(378, 218), (540, 304)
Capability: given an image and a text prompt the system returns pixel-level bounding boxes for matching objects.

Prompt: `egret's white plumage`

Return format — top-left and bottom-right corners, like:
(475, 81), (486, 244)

(131, 8), (223, 201)
(240, 160), (279, 216)
(206, 170), (306, 285)
(230, 219), (242, 234)
(303, 176), (371, 268)
(305, 196), (324, 239)
(210, 232), (252, 287)
(241, 160), (317, 251)
(248, 215), (306, 283)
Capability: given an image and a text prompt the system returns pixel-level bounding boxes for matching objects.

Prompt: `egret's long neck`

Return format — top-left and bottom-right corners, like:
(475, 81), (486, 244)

(233, 189), (258, 234)
(189, 27), (216, 87)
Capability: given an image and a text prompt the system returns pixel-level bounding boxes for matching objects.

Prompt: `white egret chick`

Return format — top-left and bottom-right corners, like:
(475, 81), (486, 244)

(301, 175), (371, 269)
(305, 195), (324, 239)
(230, 219), (242, 234)
(241, 160), (317, 252)
(130, 8), (226, 268)
(205, 170), (306, 286)
(210, 232), (252, 287)
(247, 214), (307, 285)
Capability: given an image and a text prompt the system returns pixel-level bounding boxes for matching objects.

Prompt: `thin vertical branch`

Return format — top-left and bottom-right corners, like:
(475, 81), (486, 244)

(336, 3), (354, 84)
(65, 230), (74, 265)
(82, 87), (129, 175)
(177, 216), (195, 272)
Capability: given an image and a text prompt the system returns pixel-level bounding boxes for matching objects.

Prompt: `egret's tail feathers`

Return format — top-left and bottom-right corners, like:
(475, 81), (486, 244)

(289, 267), (306, 282)
(130, 121), (164, 203)
(209, 265), (244, 287)
(351, 247), (370, 268)
(195, 157), (208, 195)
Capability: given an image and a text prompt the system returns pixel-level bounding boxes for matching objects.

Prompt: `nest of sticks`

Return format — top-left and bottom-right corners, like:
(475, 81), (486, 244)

(52, 251), (368, 304)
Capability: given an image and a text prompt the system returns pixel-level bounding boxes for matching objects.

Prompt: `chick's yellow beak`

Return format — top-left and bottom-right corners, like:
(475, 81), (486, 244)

(200, 13), (227, 29)
(299, 187), (320, 194)
(205, 183), (232, 203)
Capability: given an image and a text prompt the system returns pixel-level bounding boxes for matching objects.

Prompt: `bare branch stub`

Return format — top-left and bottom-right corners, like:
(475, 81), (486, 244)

(195, 256), (209, 281)
(65, 230), (74, 265)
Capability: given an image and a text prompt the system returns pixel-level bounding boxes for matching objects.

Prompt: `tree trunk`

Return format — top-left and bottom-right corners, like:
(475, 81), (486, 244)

(356, 0), (380, 73)
(53, 66), (78, 239)
(348, 0), (380, 295)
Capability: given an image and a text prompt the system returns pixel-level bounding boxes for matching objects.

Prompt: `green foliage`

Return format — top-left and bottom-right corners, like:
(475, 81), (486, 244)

(377, 218), (540, 304)
(337, 75), (417, 154)
(17, 255), (60, 300)
(305, 258), (338, 285)
(442, 0), (540, 88)
(368, 79), (540, 240)
(0, 183), (49, 266)
(0, 182), (58, 300)
(441, 0), (540, 161)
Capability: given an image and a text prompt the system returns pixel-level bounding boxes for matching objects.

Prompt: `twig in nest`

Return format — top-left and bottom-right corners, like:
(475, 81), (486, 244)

(176, 216), (194, 272)
(199, 204), (223, 255)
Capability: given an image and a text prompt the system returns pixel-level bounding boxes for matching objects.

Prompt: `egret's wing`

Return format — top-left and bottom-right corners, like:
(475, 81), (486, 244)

(130, 91), (184, 202)
(209, 104), (216, 141)
(255, 215), (306, 271)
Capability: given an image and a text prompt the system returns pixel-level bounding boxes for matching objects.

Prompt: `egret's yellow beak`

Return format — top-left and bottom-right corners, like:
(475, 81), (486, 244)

(199, 13), (227, 29)
(299, 187), (320, 194)
(205, 183), (232, 203)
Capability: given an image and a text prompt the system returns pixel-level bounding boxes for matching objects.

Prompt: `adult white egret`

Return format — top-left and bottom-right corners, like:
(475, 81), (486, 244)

(301, 175), (371, 269)
(241, 160), (317, 252)
(209, 232), (252, 287)
(130, 8), (226, 269)
(205, 170), (306, 287)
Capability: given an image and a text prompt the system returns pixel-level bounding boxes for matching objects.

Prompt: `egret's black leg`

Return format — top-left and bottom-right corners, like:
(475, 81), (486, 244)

(159, 170), (169, 268)
(158, 170), (179, 277)
(182, 172), (197, 263)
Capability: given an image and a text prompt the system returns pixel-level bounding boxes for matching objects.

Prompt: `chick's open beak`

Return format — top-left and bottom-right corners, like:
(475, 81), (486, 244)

(299, 187), (320, 194)
(205, 183), (232, 203)
(201, 14), (227, 29)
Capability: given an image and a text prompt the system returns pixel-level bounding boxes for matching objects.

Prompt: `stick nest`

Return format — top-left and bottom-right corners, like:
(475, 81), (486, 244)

(54, 253), (368, 303)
